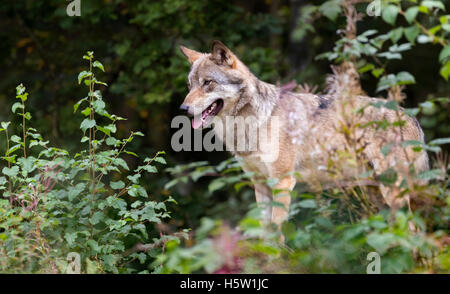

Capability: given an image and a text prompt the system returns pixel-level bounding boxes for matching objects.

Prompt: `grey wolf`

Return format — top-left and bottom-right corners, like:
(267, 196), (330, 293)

(179, 41), (429, 229)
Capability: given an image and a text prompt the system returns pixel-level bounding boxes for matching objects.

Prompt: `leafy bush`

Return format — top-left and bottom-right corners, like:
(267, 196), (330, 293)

(0, 52), (177, 273)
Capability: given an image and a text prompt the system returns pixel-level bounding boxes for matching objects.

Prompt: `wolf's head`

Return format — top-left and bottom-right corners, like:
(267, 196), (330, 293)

(179, 41), (252, 129)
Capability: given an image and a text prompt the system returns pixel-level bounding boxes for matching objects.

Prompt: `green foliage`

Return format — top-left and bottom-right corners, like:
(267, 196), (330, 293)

(0, 54), (175, 273)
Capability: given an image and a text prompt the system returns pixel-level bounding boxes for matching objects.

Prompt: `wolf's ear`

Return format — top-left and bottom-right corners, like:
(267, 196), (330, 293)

(180, 46), (203, 65)
(210, 40), (236, 68)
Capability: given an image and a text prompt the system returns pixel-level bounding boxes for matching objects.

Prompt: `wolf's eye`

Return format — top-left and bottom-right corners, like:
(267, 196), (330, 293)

(203, 80), (213, 86)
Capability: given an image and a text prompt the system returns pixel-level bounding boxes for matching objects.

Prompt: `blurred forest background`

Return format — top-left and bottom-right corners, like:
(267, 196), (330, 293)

(0, 0), (449, 273)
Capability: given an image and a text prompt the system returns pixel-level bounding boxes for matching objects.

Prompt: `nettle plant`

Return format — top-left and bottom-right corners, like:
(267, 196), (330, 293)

(0, 52), (175, 273)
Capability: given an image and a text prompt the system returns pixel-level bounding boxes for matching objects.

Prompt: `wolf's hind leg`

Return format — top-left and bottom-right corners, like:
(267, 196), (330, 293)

(254, 182), (273, 224)
(271, 176), (296, 228)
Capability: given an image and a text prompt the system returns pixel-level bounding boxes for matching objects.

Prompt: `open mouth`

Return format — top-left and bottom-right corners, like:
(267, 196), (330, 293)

(192, 99), (224, 129)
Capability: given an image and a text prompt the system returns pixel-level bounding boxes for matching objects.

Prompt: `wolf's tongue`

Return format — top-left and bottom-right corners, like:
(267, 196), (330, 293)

(192, 116), (203, 129)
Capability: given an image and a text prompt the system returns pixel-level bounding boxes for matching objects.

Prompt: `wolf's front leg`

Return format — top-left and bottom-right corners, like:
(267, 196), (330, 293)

(271, 176), (296, 227)
(253, 182), (273, 224)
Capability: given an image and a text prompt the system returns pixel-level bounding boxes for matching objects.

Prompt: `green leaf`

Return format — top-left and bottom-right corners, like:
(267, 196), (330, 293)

(81, 107), (91, 116)
(389, 27), (403, 43)
(110, 181), (125, 189)
(319, 0), (341, 21)
(376, 74), (397, 92)
(141, 165), (157, 173)
(10, 135), (21, 143)
(89, 211), (104, 225)
(382, 5), (399, 26)
(78, 71), (92, 84)
(405, 7), (419, 24)
(367, 232), (397, 254)
(12, 102), (23, 114)
(80, 119), (96, 132)
(153, 157), (167, 165)
(92, 100), (106, 113)
(439, 45), (450, 63)
(86, 240), (100, 253)
(127, 174), (140, 184)
(1, 122), (10, 130)
(417, 169), (443, 180)
(378, 168), (398, 185)
(404, 108), (419, 117)
(104, 124), (117, 134)
(93, 60), (105, 72)
(106, 137), (119, 146)
(64, 232), (77, 247)
(74, 98), (87, 113)
(208, 179), (225, 193)
(96, 125), (110, 136)
(2, 166), (19, 177)
(384, 100), (398, 111)
(429, 138), (450, 145)
(371, 68), (384, 78)
(404, 26), (420, 43)
(440, 61), (450, 80)
(298, 199), (317, 208)
(421, 1), (445, 11)
(396, 71), (416, 85)
(68, 183), (86, 201)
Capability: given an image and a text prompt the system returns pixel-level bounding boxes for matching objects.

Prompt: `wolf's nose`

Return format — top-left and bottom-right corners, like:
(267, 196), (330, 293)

(179, 104), (189, 112)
